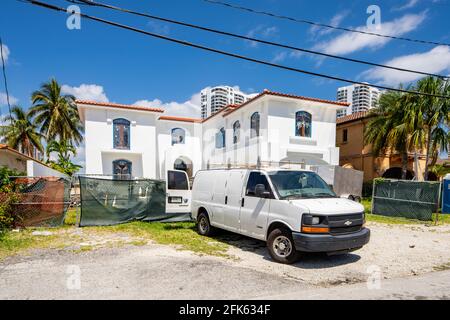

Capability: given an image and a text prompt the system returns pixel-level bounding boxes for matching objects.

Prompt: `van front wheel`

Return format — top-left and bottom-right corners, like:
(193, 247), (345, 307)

(267, 228), (298, 264)
(197, 212), (214, 236)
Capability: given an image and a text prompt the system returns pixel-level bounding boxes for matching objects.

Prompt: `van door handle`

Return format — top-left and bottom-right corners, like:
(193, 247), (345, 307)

(225, 196), (228, 204)
(241, 198), (245, 207)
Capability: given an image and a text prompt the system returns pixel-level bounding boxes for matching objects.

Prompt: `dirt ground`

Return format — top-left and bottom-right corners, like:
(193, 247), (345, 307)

(1, 220), (450, 299)
(220, 221), (450, 286)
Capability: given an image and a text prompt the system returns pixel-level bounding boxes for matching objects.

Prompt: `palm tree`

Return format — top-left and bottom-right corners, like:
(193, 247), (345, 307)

(0, 105), (44, 157)
(45, 139), (81, 176)
(45, 139), (77, 161)
(414, 77), (450, 180)
(29, 78), (83, 147)
(364, 89), (413, 180)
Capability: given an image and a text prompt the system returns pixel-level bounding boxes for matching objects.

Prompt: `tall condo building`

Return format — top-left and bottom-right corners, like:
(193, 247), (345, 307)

(200, 86), (251, 119)
(336, 83), (380, 118)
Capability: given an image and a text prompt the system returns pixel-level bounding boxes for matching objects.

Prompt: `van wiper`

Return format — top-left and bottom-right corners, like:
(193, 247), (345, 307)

(282, 195), (305, 200)
(314, 193), (338, 198)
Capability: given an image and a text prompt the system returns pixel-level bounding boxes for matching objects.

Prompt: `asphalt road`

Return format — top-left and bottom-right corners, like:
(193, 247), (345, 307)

(0, 245), (449, 300)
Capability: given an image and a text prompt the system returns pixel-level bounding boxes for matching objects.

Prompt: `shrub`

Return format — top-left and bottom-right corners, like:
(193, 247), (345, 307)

(0, 193), (20, 232)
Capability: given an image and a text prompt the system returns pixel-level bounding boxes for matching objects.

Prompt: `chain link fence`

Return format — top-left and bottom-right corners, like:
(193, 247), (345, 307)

(372, 179), (441, 221)
(8, 176), (72, 227)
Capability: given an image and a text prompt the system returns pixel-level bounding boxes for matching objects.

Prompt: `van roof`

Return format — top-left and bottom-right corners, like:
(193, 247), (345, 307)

(196, 168), (313, 173)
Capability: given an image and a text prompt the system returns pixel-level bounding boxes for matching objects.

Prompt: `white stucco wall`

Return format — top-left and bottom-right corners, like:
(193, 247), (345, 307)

(156, 120), (203, 178)
(26, 160), (69, 178)
(79, 94), (342, 179)
(82, 106), (159, 178)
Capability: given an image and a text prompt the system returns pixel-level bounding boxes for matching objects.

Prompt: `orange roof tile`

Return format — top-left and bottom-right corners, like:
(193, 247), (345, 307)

(158, 116), (202, 123)
(76, 100), (164, 113)
(223, 89), (349, 117)
(336, 111), (369, 124)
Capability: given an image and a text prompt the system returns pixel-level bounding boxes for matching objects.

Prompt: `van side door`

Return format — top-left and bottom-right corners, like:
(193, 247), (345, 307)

(239, 171), (273, 240)
(166, 170), (191, 214)
(209, 170), (228, 227)
(222, 170), (245, 233)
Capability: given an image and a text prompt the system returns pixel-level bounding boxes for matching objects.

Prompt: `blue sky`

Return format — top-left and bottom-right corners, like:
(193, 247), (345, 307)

(1, 0), (450, 118)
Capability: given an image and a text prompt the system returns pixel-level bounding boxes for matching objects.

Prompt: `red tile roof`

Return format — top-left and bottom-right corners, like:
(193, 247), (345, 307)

(76, 100), (165, 113)
(336, 111), (369, 125)
(223, 89), (349, 117)
(158, 116), (202, 123)
(0, 144), (53, 169)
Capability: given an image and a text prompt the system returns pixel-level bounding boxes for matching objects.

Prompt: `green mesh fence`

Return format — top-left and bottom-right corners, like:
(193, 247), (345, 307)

(372, 179), (440, 221)
(10, 177), (71, 227)
(79, 175), (184, 226)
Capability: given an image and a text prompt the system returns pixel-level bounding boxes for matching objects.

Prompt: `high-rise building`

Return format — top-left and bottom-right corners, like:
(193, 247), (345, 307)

(200, 86), (251, 119)
(336, 83), (380, 118)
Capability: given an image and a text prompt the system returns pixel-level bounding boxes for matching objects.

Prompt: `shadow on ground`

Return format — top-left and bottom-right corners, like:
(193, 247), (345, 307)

(212, 229), (361, 268)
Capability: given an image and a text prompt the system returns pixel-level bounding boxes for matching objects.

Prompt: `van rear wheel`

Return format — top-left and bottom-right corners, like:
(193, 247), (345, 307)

(197, 212), (214, 236)
(267, 228), (298, 264)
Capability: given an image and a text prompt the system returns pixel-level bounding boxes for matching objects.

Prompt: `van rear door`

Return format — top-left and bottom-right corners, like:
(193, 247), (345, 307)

(166, 170), (191, 214)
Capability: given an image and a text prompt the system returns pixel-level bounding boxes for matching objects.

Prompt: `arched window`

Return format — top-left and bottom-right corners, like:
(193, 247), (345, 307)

(215, 127), (226, 149)
(113, 118), (130, 149)
(112, 159), (132, 177)
(171, 128), (186, 145)
(232, 120), (240, 144)
(250, 112), (260, 138)
(295, 111), (312, 137)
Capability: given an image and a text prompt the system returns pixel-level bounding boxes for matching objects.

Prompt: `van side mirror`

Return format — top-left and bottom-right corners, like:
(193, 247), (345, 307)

(255, 184), (271, 198)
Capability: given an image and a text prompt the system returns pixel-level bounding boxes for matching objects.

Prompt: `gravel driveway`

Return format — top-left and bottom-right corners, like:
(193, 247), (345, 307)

(0, 222), (449, 299)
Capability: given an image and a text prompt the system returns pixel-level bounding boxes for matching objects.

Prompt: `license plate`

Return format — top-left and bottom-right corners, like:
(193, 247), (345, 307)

(168, 196), (182, 204)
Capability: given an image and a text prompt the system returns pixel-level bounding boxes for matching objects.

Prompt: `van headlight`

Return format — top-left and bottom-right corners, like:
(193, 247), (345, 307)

(302, 214), (322, 225)
(301, 214), (329, 233)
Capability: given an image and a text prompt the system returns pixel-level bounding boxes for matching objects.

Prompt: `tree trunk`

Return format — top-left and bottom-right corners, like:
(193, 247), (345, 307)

(401, 152), (408, 180)
(424, 126), (432, 181)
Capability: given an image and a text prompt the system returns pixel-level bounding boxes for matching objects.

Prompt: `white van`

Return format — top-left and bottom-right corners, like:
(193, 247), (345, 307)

(191, 169), (370, 264)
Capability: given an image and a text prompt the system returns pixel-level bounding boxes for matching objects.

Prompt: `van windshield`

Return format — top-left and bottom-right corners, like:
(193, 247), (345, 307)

(268, 171), (337, 199)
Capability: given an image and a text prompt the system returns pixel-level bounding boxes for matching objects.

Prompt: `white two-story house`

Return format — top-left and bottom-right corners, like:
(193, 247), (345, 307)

(77, 89), (348, 179)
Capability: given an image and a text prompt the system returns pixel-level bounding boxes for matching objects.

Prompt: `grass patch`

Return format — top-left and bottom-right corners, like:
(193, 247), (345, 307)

(91, 221), (229, 257)
(362, 198), (450, 225)
(0, 210), (230, 261)
(64, 207), (78, 226)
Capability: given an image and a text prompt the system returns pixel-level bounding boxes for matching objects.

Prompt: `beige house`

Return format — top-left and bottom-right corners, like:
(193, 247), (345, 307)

(336, 112), (429, 182)
(0, 144), (67, 178)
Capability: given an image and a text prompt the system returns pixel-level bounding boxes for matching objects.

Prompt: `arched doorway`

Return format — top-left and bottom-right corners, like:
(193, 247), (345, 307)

(382, 167), (414, 180)
(174, 156), (193, 178)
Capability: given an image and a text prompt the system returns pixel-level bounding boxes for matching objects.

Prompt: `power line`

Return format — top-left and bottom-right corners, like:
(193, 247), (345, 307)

(0, 36), (12, 123)
(203, 0), (450, 47)
(21, 0), (450, 99)
(68, 0), (448, 79)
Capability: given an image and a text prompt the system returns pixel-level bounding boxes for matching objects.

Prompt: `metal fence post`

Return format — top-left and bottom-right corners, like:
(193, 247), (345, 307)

(371, 179), (375, 214)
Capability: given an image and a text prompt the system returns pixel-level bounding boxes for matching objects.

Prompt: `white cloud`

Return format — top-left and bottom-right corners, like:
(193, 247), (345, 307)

(393, 0), (420, 11)
(0, 44), (9, 65)
(0, 92), (18, 106)
(361, 46), (450, 85)
(271, 51), (288, 63)
(147, 21), (170, 35)
(246, 25), (279, 48)
(309, 11), (350, 37)
(61, 84), (109, 102)
(134, 91), (202, 117)
(313, 12), (427, 56)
